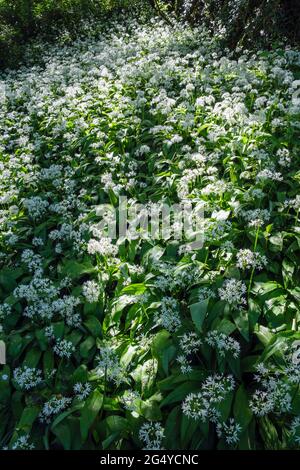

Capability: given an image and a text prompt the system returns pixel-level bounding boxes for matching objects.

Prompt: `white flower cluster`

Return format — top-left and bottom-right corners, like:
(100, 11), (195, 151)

(290, 416), (300, 445)
(155, 296), (181, 332)
(97, 346), (126, 385)
(23, 196), (49, 219)
(216, 419), (242, 446)
(236, 249), (267, 270)
(14, 277), (81, 326)
(39, 396), (72, 423)
(139, 422), (164, 450)
(218, 279), (247, 307)
(154, 262), (201, 293)
(13, 366), (43, 390)
(196, 287), (216, 302)
(249, 363), (295, 416)
(21, 249), (43, 275)
(0, 303), (12, 319)
(180, 332), (202, 355)
(11, 434), (35, 450)
(73, 382), (92, 400)
(206, 331), (241, 358)
(256, 168), (283, 182)
(51, 296), (81, 327)
(87, 237), (118, 257)
(177, 332), (202, 374)
(82, 280), (100, 303)
(53, 339), (75, 358)
(40, 164), (63, 182)
(182, 374), (235, 423)
(241, 209), (271, 228)
(121, 390), (141, 412)
(284, 195), (300, 211)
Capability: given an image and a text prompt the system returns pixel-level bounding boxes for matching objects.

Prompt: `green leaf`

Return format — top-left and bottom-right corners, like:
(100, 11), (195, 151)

(80, 389), (103, 441)
(282, 259), (295, 288)
(234, 385), (253, 427)
(161, 382), (200, 407)
(17, 406), (40, 432)
(80, 336), (95, 359)
(190, 299), (209, 331)
(164, 406), (181, 449)
(255, 325), (273, 346)
(23, 347), (42, 368)
(132, 359), (158, 396)
(72, 365), (88, 384)
(232, 309), (249, 341)
(0, 268), (23, 291)
(142, 245), (165, 266)
(121, 283), (146, 295)
(52, 404), (83, 429)
(8, 334), (23, 359)
(43, 350), (54, 377)
(140, 399), (162, 420)
(52, 423), (72, 450)
(151, 330), (176, 374)
(180, 414), (199, 448)
(61, 257), (96, 280)
(84, 316), (102, 337)
(215, 318), (236, 335)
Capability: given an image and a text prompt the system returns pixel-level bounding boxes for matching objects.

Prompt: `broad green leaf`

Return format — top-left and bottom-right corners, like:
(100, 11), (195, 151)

(80, 389), (103, 441)
(190, 299), (209, 331)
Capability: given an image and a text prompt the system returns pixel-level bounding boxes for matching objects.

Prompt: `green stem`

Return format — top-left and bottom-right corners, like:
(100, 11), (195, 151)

(248, 226), (260, 296)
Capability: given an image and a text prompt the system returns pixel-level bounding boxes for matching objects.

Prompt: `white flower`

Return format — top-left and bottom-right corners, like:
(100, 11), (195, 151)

(177, 354), (193, 374)
(135, 145), (150, 156)
(39, 396), (72, 423)
(23, 197), (49, 219)
(182, 374), (235, 422)
(256, 168), (283, 182)
(276, 148), (291, 166)
(250, 363), (293, 416)
(236, 249), (267, 270)
(11, 435), (35, 450)
(179, 332), (202, 355)
(13, 366), (43, 390)
(73, 382), (92, 400)
(206, 331), (240, 358)
(182, 393), (211, 421)
(97, 346), (126, 385)
(0, 303), (12, 318)
(87, 238), (118, 257)
(121, 390), (141, 412)
(53, 339), (75, 358)
(218, 279), (247, 307)
(250, 390), (274, 416)
(155, 296), (182, 332)
(241, 209), (270, 228)
(290, 416), (300, 445)
(139, 422), (164, 450)
(82, 280), (100, 303)
(216, 419), (242, 445)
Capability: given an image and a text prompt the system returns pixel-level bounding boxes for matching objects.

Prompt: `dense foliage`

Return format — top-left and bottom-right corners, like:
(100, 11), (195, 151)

(1, 13), (300, 450)
(151, 0), (300, 48)
(0, 0), (143, 69)
(1, 1), (300, 70)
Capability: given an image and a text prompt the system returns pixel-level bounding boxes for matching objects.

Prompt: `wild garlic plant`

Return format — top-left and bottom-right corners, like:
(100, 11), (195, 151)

(0, 11), (300, 450)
